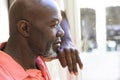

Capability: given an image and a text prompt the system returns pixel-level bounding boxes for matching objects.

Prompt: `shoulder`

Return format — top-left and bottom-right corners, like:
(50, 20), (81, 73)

(0, 51), (28, 80)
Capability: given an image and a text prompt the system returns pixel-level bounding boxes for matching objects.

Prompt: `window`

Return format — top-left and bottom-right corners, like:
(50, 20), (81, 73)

(106, 6), (120, 51)
(78, 0), (120, 52)
(81, 8), (97, 52)
(64, 0), (120, 80)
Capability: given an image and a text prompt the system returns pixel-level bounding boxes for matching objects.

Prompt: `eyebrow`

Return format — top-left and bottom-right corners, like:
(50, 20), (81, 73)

(51, 14), (62, 23)
(51, 18), (61, 24)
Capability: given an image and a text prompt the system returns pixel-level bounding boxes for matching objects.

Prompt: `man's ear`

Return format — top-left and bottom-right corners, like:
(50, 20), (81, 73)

(17, 20), (30, 37)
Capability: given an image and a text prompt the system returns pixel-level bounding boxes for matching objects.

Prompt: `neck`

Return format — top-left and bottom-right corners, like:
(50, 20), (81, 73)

(4, 37), (38, 69)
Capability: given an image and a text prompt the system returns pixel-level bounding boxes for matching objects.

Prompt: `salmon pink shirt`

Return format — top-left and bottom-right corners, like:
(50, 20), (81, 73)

(0, 42), (51, 80)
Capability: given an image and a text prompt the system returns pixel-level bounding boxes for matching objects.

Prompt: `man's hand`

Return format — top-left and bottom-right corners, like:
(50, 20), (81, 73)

(57, 40), (83, 75)
(58, 11), (83, 75)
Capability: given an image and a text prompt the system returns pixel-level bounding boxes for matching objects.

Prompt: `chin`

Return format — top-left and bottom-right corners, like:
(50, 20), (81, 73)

(43, 46), (57, 61)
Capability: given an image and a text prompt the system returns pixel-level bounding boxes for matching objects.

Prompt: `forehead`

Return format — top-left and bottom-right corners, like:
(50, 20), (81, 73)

(50, 12), (62, 22)
(32, 1), (61, 21)
(23, 0), (62, 23)
(41, 10), (62, 24)
(41, 0), (61, 15)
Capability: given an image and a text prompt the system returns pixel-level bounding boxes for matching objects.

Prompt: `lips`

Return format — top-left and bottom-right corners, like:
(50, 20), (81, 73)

(53, 38), (61, 49)
(54, 41), (61, 47)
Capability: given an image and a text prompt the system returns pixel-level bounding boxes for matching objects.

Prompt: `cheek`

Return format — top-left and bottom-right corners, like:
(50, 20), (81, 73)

(44, 28), (57, 42)
(43, 29), (57, 52)
(28, 28), (57, 52)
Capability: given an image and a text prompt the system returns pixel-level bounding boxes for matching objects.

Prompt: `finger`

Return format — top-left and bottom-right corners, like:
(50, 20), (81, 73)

(71, 49), (78, 75)
(57, 48), (67, 67)
(75, 50), (83, 69)
(64, 48), (73, 73)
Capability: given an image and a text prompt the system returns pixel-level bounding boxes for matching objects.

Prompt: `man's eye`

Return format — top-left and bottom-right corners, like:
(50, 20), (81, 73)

(51, 24), (57, 28)
(50, 21), (59, 28)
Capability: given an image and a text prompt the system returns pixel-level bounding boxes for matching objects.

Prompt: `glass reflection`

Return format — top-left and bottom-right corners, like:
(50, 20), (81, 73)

(106, 6), (120, 51)
(81, 8), (97, 52)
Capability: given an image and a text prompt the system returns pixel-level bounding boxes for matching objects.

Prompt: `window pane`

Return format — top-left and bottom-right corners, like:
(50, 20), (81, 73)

(81, 8), (97, 52)
(106, 6), (120, 51)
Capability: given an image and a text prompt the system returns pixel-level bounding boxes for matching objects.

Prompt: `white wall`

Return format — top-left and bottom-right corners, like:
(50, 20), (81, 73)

(0, 0), (9, 43)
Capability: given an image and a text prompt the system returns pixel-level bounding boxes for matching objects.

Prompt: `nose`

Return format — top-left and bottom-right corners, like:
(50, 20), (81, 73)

(56, 24), (64, 37)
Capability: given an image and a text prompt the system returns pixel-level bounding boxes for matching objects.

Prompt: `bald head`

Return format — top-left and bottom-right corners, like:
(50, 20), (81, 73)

(6, 0), (64, 61)
(9, 0), (61, 36)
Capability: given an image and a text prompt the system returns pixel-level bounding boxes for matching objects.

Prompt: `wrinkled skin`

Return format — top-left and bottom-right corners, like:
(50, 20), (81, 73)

(58, 40), (83, 75)
(58, 11), (83, 75)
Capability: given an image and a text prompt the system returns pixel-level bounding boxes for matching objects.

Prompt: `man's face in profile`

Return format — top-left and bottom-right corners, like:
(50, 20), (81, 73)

(27, 0), (63, 60)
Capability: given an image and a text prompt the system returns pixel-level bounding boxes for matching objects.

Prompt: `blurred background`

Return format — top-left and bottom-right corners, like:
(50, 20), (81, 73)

(1, 0), (120, 80)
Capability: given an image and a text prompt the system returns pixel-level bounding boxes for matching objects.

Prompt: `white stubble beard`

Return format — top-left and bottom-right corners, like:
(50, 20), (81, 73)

(43, 45), (58, 61)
